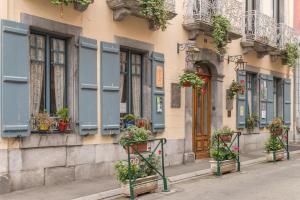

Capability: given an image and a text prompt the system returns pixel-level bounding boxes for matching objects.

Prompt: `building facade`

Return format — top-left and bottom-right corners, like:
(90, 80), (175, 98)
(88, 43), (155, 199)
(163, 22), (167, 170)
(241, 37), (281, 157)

(0, 0), (297, 193)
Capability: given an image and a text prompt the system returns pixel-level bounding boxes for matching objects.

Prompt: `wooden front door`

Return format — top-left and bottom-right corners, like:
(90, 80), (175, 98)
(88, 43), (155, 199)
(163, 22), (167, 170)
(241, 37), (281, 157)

(193, 75), (211, 159)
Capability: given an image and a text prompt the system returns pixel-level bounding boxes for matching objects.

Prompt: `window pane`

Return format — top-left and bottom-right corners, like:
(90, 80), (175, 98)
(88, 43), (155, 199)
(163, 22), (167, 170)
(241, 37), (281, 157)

(120, 51), (128, 115)
(131, 53), (142, 117)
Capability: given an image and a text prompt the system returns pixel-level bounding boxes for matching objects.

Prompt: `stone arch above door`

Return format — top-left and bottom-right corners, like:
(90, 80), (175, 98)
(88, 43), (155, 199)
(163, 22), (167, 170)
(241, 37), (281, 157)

(184, 48), (224, 163)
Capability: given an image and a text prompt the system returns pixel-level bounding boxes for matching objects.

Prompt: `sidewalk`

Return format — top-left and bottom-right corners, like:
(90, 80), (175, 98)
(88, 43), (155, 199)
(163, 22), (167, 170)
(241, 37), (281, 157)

(1, 147), (300, 200)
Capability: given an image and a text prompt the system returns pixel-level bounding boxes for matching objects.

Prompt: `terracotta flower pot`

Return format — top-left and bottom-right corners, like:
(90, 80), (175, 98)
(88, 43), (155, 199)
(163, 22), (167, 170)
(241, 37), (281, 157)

(58, 121), (68, 132)
(182, 81), (192, 87)
(271, 128), (283, 136)
(219, 135), (232, 142)
(125, 142), (148, 154)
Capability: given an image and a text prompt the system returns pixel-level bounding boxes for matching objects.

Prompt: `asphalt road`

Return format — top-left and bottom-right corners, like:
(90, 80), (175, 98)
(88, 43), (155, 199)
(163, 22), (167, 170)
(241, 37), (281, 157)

(128, 156), (300, 200)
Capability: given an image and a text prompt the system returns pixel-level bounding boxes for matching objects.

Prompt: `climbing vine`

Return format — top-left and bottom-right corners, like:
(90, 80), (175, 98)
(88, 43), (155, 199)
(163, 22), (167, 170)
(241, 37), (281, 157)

(139, 0), (168, 31)
(285, 43), (299, 67)
(212, 15), (231, 54)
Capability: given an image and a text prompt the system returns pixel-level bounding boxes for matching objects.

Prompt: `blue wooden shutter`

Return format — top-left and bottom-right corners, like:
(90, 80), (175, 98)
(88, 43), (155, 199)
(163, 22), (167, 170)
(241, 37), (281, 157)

(283, 79), (291, 125)
(78, 37), (98, 135)
(0, 20), (30, 137)
(236, 71), (246, 128)
(100, 42), (120, 135)
(259, 74), (268, 127)
(266, 75), (274, 124)
(151, 52), (165, 132)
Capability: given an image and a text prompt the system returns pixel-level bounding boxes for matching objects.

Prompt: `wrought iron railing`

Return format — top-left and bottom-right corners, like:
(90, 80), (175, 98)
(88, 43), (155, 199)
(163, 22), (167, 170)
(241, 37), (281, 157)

(183, 0), (243, 35)
(277, 23), (299, 50)
(243, 10), (277, 47)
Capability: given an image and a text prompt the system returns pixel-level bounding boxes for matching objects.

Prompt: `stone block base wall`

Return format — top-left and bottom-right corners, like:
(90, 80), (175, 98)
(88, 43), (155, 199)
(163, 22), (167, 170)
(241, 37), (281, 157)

(239, 132), (270, 153)
(0, 134), (185, 194)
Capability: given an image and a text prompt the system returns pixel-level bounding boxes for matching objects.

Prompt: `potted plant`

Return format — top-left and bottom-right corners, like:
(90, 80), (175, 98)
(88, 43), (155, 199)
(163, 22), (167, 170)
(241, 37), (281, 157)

(210, 134), (238, 174)
(282, 43), (299, 67)
(36, 111), (54, 132)
(114, 155), (160, 196)
(57, 108), (70, 132)
(267, 118), (284, 136)
(228, 80), (245, 99)
(212, 15), (230, 55)
(265, 136), (285, 161)
(214, 126), (234, 142)
(122, 114), (137, 128)
(246, 113), (259, 133)
(119, 125), (151, 154)
(50, 0), (93, 11)
(178, 69), (205, 89)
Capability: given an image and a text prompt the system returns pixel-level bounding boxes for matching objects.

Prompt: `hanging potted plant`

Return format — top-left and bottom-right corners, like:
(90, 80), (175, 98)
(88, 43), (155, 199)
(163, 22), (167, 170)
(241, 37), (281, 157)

(282, 43), (299, 67)
(36, 111), (54, 132)
(210, 131), (238, 174)
(114, 155), (160, 196)
(121, 114), (137, 128)
(50, 0), (94, 12)
(119, 125), (152, 154)
(267, 118), (284, 136)
(228, 80), (245, 99)
(264, 135), (285, 161)
(212, 15), (231, 55)
(214, 126), (235, 142)
(57, 108), (70, 132)
(178, 69), (205, 89)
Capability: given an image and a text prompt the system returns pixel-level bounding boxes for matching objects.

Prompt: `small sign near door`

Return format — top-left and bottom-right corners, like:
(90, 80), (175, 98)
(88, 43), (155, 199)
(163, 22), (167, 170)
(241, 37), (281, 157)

(156, 65), (164, 88)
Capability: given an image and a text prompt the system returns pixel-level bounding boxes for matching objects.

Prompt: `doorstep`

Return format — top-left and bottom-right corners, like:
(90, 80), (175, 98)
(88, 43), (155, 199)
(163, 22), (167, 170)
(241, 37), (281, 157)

(1, 149), (300, 200)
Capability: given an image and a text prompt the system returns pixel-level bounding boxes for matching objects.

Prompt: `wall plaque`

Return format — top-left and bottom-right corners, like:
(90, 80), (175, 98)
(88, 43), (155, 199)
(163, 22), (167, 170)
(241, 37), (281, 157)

(156, 65), (164, 88)
(171, 83), (181, 108)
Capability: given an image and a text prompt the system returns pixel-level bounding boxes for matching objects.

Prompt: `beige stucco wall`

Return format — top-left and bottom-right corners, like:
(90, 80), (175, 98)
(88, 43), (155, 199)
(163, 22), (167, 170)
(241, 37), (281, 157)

(0, 0), (295, 149)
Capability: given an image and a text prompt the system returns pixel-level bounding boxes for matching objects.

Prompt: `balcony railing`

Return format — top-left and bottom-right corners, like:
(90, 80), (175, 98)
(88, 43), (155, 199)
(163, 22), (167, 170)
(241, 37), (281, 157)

(243, 10), (277, 48)
(107, 0), (177, 28)
(183, 0), (243, 39)
(277, 23), (299, 50)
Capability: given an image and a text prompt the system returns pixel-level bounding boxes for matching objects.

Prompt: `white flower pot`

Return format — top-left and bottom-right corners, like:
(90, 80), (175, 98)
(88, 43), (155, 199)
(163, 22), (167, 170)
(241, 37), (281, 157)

(210, 159), (236, 174)
(266, 150), (285, 162)
(121, 175), (158, 197)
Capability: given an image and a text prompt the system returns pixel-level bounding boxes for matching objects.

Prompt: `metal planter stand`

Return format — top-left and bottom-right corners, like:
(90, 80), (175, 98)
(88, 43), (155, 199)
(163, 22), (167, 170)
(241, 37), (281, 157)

(271, 128), (290, 162)
(126, 138), (169, 200)
(216, 132), (241, 176)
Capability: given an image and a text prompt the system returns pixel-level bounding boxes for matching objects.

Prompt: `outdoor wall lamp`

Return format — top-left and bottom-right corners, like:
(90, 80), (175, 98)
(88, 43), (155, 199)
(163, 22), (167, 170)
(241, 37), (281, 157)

(227, 55), (247, 71)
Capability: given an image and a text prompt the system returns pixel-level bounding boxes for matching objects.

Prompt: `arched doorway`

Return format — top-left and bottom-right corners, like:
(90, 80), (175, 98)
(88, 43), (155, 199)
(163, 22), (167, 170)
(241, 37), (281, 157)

(193, 64), (212, 159)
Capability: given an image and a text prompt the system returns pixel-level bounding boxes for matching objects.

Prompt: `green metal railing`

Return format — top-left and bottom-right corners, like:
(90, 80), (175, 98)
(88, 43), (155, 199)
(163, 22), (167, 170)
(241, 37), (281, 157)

(126, 138), (168, 200)
(216, 132), (241, 176)
(271, 128), (290, 162)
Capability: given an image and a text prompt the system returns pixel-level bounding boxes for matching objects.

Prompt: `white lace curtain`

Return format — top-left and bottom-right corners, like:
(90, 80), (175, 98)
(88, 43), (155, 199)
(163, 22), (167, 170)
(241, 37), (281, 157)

(30, 62), (44, 115)
(54, 64), (65, 112)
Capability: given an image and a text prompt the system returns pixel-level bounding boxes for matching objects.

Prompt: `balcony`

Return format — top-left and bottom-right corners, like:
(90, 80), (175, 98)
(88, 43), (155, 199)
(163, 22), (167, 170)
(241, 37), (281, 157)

(183, 0), (243, 40)
(277, 23), (299, 51)
(106, 0), (177, 30)
(241, 11), (278, 56)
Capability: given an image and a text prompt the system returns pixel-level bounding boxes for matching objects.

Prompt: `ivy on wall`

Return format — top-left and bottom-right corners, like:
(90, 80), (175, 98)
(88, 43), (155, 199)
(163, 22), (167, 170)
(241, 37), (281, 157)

(139, 0), (168, 31)
(212, 15), (230, 54)
(285, 43), (299, 67)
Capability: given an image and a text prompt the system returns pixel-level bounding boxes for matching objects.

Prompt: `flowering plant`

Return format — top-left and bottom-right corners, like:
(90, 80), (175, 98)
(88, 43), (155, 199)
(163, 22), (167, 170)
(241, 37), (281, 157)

(267, 118), (284, 136)
(35, 111), (54, 131)
(228, 80), (245, 99)
(178, 69), (205, 89)
(246, 113), (259, 131)
(264, 136), (284, 153)
(119, 126), (151, 147)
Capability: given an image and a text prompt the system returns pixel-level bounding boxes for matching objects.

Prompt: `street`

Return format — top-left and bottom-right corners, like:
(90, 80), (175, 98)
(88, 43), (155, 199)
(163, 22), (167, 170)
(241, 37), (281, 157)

(126, 156), (300, 200)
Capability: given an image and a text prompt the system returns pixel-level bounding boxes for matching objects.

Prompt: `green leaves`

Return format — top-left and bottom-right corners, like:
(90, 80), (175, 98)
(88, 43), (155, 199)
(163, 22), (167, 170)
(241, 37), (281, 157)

(50, 0), (92, 6)
(119, 126), (151, 147)
(285, 43), (299, 67)
(264, 136), (284, 152)
(212, 15), (231, 54)
(139, 0), (168, 31)
(178, 71), (205, 89)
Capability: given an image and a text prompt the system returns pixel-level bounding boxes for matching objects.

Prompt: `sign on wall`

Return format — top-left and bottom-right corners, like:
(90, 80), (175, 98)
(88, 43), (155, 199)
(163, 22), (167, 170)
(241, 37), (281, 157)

(156, 65), (164, 88)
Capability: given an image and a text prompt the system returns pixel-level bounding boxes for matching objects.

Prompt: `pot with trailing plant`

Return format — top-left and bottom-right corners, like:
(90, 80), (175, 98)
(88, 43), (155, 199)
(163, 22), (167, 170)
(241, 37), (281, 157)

(36, 111), (54, 132)
(122, 114), (137, 128)
(119, 125), (151, 154)
(267, 118), (284, 136)
(210, 129), (238, 174)
(178, 69), (205, 89)
(57, 108), (70, 132)
(228, 80), (245, 99)
(50, 0), (94, 12)
(265, 135), (285, 161)
(114, 154), (160, 196)
(246, 113), (259, 133)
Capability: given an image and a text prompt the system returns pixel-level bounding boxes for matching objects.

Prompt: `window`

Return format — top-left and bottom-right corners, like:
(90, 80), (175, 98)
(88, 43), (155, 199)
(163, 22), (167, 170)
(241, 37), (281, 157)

(246, 73), (258, 116)
(273, 77), (283, 118)
(30, 33), (67, 116)
(120, 50), (143, 117)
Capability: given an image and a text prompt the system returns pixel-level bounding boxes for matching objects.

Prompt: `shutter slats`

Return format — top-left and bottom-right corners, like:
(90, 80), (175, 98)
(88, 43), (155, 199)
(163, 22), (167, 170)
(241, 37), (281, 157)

(283, 79), (291, 125)
(259, 74), (268, 127)
(0, 20), (30, 137)
(100, 42), (120, 135)
(151, 52), (165, 132)
(78, 36), (98, 135)
(236, 71), (246, 128)
(266, 75), (274, 125)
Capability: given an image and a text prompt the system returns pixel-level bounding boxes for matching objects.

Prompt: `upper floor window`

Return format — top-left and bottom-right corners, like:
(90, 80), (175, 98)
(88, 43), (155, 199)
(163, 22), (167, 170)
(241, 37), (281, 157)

(120, 49), (143, 118)
(30, 33), (67, 116)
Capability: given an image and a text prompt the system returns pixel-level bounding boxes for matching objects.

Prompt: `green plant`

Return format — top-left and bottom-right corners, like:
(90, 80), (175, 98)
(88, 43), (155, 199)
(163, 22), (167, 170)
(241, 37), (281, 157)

(210, 132), (238, 161)
(119, 126), (151, 147)
(214, 126), (234, 136)
(139, 0), (169, 31)
(122, 114), (137, 122)
(50, 0), (92, 6)
(228, 80), (245, 99)
(264, 136), (284, 153)
(267, 118), (284, 135)
(246, 113), (259, 131)
(285, 43), (299, 67)
(114, 155), (161, 184)
(57, 108), (69, 122)
(178, 70), (205, 89)
(212, 15), (231, 54)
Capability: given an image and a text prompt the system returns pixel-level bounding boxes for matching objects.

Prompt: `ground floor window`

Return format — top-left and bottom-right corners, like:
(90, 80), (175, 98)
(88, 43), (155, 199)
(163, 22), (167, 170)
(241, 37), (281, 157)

(30, 33), (67, 116)
(246, 73), (258, 117)
(120, 49), (143, 118)
(273, 77), (283, 118)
